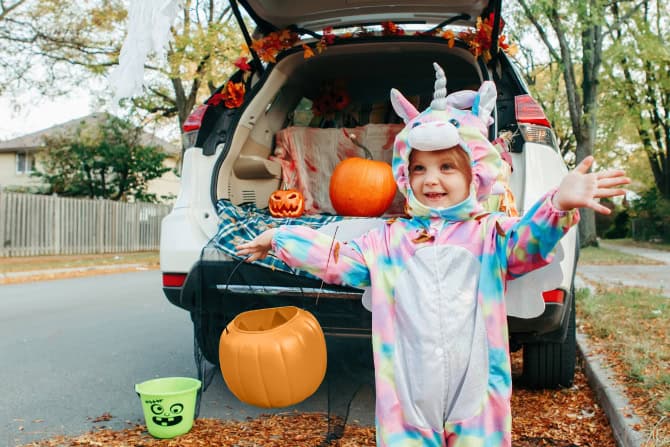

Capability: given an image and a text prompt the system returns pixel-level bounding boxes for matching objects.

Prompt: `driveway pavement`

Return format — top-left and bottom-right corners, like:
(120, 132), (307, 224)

(576, 241), (670, 297)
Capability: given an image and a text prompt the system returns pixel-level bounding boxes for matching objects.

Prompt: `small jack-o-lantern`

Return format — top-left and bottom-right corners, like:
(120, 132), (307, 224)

(268, 188), (305, 218)
(218, 306), (327, 408)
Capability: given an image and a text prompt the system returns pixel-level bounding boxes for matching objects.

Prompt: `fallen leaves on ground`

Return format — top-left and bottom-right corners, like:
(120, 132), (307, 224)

(19, 352), (616, 447)
(511, 354), (616, 447)
(19, 413), (374, 447)
(577, 284), (670, 446)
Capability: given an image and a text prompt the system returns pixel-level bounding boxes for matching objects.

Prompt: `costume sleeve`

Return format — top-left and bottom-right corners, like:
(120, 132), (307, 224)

(272, 225), (371, 288)
(500, 189), (579, 279)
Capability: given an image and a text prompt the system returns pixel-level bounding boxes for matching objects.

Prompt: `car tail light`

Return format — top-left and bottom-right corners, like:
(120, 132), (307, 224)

(542, 289), (564, 304)
(163, 273), (187, 287)
(182, 104), (208, 148)
(515, 94), (555, 147)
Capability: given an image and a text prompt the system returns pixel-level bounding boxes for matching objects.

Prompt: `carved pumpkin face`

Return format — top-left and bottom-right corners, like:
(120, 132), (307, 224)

(268, 189), (305, 218)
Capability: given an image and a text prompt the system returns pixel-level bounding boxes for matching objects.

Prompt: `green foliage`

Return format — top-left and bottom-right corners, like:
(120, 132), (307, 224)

(629, 188), (670, 242)
(33, 116), (170, 202)
(600, 1), (670, 199)
(631, 188), (670, 220)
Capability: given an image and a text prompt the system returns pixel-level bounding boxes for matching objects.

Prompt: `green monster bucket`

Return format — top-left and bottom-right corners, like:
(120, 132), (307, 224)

(135, 377), (201, 438)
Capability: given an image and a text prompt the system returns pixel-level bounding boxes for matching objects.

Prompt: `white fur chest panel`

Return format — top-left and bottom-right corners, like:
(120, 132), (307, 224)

(391, 244), (489, 429)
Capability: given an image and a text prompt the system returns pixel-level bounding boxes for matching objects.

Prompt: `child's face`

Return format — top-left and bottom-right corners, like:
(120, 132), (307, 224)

(409, 147), (471, 209)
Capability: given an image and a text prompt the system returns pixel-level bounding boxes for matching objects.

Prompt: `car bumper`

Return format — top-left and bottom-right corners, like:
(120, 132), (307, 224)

(162, 260), (572, 342)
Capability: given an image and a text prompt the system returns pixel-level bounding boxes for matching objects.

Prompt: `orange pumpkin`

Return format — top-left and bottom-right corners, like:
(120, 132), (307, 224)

(218, 306), (327, 408)
(329, 157), (396, 216)
(268, 188), (305, 217)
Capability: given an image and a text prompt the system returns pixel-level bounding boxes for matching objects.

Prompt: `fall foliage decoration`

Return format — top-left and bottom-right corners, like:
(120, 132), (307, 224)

(456, 13), (518, 62)
(207, 81), (245, 108)
(268, 188), (305, 218)
(249, 29), (300, 63)
(236, 18), (517, 68)
(381, 21), (405, 36)
(329, 134), (396, 217)
(218, 306), (327, 408)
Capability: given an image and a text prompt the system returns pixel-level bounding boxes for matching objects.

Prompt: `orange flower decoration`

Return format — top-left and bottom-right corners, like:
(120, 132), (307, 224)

(208, 81), (246, 108)
(312, 80), (350, 116)
(222, 81), (245, 108)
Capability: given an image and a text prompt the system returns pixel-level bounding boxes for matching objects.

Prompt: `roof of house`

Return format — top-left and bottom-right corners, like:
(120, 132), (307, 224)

(0, 113), (181, 156)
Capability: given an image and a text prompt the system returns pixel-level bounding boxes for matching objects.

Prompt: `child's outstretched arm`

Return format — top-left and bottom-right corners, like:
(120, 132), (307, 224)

(236, 229), (277, 263)
(503, 156), (630, 278)
(552, 156), (630, 214)
(236, 226), (371, 288)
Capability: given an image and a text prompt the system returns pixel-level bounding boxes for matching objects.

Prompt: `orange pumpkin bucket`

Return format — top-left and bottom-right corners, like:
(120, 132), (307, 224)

(218, 306), (327, 408)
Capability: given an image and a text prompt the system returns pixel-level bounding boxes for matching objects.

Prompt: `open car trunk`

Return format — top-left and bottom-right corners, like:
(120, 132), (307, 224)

(216, 40), (487, 213)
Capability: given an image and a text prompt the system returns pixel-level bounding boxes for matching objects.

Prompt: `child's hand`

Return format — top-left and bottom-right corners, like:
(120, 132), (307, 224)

(236, 229), (277, 262)
(553, 156), (630, 215)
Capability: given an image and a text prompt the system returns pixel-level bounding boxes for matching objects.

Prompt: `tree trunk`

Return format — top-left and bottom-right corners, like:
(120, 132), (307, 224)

(575, 135), (598, 246)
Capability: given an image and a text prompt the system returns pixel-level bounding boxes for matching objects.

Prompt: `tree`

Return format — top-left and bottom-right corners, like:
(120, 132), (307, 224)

(34, 115), (170, 202)
(0, 0), (123, 96)
(602, 0), (669, 199)
(511, 0), (608, 246)
(0, 0), (244, 143)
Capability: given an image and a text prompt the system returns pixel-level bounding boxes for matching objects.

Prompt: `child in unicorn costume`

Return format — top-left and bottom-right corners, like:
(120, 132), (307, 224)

(237, 63), (628, 446)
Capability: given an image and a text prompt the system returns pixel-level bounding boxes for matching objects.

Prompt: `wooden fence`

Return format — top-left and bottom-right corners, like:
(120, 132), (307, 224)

(0, 191), (171, 257)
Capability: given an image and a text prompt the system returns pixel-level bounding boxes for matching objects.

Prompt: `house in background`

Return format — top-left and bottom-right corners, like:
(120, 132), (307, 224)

(0, 113), (181, 203)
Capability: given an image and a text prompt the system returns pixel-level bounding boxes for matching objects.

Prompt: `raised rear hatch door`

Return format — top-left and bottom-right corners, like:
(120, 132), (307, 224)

(237, 0), (498, 33)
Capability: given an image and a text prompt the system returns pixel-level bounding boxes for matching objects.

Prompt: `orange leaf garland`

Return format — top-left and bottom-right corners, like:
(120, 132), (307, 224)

(302, 44), (315, 59)
(251, 29), (300, 63)
(459, 13), (517, 62)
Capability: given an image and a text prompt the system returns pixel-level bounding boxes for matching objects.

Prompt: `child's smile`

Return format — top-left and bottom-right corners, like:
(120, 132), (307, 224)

(409, 147), (471, 209)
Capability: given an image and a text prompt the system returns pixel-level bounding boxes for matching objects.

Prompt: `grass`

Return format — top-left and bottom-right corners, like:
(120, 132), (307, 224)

(604, 238), (670, 252)
(0, 251), (159, 273)
(576, 285), (670, 444)
(578, 245), (663, 265)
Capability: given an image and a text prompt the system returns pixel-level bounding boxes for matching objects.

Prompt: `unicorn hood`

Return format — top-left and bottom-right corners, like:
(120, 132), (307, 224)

(390, 63), (502, 220)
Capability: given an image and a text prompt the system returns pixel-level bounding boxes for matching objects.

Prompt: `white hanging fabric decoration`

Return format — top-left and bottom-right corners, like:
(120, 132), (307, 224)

(109, 0), (182, 104)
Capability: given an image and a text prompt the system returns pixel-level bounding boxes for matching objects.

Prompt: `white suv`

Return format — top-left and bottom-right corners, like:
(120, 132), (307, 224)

(160, 0), (578, 389)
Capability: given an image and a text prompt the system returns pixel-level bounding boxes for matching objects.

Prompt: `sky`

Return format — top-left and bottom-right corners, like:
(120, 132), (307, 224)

(0, 81), (179, 143)
(0, 87), (96, 141)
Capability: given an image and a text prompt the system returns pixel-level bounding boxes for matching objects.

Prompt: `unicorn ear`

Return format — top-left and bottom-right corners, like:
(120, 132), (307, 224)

(446, 90), (477, 110)
(472, 81), (497, 124)
(390, 88), (419, 123)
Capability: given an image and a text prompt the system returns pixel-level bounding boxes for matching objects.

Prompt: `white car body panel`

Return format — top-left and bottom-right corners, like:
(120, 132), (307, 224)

(160, 146), (223, 273)
(505, 142), (577, 318)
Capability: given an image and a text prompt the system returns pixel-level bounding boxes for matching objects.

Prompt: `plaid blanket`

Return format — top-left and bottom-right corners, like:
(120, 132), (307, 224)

(212, 199), (344, 277)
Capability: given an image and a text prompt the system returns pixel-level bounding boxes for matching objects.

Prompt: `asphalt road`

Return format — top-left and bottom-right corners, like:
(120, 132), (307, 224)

(1, 271), (375, 446)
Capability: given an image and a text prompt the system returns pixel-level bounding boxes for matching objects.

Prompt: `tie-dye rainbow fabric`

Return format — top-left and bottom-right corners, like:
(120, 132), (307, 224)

(270, 65), (579, 446)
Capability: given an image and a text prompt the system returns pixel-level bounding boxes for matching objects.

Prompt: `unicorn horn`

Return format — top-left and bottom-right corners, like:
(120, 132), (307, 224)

(430, 62), (447, 110)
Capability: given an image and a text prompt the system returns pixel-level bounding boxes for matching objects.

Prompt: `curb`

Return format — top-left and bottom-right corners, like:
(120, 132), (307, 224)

(575, 275), (645, 447)
(577, 332), (645, 447)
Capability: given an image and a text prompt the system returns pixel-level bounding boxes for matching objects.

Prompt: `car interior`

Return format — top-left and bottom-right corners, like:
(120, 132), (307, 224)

(214, 41), (491, 214)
